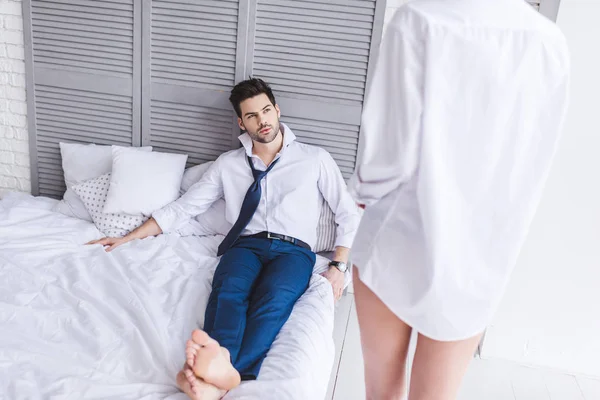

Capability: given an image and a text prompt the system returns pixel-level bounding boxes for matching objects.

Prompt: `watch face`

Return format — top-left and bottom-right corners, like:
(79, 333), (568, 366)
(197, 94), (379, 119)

(331, 261), (347, 272)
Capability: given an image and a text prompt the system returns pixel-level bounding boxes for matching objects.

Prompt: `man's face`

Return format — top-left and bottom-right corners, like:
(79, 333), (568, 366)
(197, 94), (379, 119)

(238, 93), (281, 144)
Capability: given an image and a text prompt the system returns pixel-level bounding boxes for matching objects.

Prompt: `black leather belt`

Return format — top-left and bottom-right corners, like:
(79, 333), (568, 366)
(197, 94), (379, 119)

(243, 231), (311, 251)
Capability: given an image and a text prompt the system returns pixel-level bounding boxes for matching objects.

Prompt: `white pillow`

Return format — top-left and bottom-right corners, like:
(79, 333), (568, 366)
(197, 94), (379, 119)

(104, 147), (187, 216)
(180, 161), (214, 195)
(175, 161), (231, 236)
(72, 173), (148, 237)
(174, 199), (231, 237)
(53, 189), (93, 221)
(53, 143), (152, 221)
(195, 197), (231, 236)
(314, 196), (337, 253)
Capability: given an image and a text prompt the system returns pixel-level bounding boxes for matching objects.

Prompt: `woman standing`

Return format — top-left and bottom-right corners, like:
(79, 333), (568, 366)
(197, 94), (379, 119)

(349, 0), (570, 399)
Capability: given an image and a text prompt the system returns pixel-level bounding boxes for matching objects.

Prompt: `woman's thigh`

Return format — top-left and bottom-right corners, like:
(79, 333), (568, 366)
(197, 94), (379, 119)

(409, 332), (483, 400)
(353, 267), (413, 400)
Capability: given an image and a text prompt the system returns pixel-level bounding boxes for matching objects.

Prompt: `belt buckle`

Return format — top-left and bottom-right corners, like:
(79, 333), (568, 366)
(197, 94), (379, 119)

(267, 232), (280, 241)
(282, 235), (295, 245)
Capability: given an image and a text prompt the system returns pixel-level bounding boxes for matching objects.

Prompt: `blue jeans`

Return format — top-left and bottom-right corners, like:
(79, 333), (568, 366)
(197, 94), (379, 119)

(203, 237), (316, 380)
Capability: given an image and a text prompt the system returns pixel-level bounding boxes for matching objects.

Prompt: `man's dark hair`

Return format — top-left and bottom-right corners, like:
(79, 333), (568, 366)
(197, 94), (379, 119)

(229, 77), (276, 118)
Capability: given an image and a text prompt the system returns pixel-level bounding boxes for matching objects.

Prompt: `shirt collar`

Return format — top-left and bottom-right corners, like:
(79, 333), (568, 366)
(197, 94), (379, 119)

(238, 122), (297, 157)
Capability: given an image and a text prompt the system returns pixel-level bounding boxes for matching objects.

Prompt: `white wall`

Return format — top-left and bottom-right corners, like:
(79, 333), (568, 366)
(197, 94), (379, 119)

(481, 0), (600, 378)
(0, 0), (30, 198)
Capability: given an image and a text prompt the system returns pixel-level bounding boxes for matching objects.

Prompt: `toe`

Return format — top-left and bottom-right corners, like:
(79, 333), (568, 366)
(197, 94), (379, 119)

(177, 370), (197, 398)
(191, 329), (211, 346)
(184, 369), (197, 392)
(186, 340), (201, 352)
(186, 350), (196, 365)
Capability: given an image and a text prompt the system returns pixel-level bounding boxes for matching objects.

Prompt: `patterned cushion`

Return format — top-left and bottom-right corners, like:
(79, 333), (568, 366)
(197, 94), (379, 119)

(314, 196), (337, 253)
(72, 173), (149, 238)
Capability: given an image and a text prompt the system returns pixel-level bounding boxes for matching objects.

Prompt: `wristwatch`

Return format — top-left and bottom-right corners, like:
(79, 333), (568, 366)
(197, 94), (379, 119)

(329, 261), (348, 273)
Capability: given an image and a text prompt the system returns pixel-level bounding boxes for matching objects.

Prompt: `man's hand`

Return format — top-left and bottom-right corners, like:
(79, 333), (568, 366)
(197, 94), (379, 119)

(86, 218), (163, 252)
(321, 266), (345, 302)
(86, 237), (130, 252)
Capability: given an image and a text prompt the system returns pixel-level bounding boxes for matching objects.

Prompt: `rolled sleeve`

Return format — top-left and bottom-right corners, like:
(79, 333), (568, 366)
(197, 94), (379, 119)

(152, 202), (186, 234)
(317, 149), (362, 249)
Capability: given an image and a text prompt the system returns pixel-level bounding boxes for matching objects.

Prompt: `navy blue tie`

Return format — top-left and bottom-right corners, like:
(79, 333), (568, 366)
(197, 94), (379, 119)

(217, 156), (280, 256)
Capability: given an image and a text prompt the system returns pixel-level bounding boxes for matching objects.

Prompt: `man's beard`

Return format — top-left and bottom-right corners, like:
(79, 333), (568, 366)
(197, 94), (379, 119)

(247, 120), (281, 144)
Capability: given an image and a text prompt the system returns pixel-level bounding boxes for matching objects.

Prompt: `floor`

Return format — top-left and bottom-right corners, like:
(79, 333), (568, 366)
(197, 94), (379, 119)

(326, 294), (600, 400)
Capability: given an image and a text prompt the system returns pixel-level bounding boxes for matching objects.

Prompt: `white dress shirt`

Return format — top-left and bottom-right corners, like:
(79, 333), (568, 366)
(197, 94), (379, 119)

(349, 0), (570, 340)
(153, 123), (361, 251)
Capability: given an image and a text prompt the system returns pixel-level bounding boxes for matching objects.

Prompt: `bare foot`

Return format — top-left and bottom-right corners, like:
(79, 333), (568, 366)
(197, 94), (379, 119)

(185, 329), (241, 391)
(177, 366), (226, 400)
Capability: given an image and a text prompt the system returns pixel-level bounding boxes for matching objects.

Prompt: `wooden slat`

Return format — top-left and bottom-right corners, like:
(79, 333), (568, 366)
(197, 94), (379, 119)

(32, 19), (133, 37)
(37, 129), (132, 145)
(33, 32), (133, 50)
(32, 25), (132, 44)
(152, 63), (234, 81)
(36, 97), (131, 116)
(34, 40), (132, 57)
(151, 113), (232, 131)
(31, 9), (133, 26)
(257, 24), (371, 45)
(254, 50), (368, 71)
(265, 0), (374, 11)
(152, 3), (238, 18)
(153, 18), (237, 42)
(34, 49), (131, 66)
(258, 2), (374, 22)
(32, 1), (133, 16)
(36, 85), (132, 105)
(151, 101), (232, 117)
(151, 143), (224, 162)
(254, 67), (366, 90)
(150, 135), (231, 153)
(151, 72), (233, 89)
(37, 110), (131, 129)
(151, 129), (231, 149)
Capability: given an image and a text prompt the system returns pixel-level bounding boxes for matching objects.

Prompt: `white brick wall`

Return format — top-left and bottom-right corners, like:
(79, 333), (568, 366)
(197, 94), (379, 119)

(0, 0), (30, 198)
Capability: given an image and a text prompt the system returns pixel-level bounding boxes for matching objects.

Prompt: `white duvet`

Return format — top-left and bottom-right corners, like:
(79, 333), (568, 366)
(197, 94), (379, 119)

(0, 193), (335, 400)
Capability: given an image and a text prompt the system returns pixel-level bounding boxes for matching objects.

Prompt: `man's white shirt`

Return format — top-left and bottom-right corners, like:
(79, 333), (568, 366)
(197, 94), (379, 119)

(154, 123), (361, 250)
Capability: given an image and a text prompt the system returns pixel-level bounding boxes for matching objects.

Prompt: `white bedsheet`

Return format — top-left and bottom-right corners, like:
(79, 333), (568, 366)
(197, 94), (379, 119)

(0, 193), (335, 400)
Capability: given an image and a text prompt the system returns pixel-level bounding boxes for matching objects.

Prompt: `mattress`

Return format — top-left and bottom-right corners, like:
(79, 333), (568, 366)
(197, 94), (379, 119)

(0, 192), (335, 400)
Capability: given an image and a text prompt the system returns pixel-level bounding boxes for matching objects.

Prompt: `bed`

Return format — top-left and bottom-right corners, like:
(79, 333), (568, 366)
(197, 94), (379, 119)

(0, 191), (337, 400)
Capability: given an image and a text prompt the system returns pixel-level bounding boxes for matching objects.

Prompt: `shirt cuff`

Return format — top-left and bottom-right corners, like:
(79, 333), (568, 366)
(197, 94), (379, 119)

(334, 233), (356, 249)
(333, 209), (362, 249)
(152, 204), (180, 234)
(347, 173), (369, 205)
(347, 171), (386, 207)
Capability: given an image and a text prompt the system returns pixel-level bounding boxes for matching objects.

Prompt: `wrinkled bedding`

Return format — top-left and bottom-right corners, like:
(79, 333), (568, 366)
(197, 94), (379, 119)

(0, 193), (335, 400)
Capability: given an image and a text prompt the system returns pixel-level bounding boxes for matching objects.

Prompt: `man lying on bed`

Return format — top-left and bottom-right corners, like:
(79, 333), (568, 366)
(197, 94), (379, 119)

(88, 78), (361, 399)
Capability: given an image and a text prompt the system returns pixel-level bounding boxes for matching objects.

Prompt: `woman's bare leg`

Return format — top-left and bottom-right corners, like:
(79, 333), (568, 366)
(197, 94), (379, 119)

(353, 267), (413, 400)
(408, 332), (483, 400)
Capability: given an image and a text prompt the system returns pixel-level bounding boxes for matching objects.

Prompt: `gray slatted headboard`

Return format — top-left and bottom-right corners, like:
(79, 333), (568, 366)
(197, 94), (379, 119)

(253, 0), (386, 179)
(23, 0), (387, 198)
(24, 0), (141, 198)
